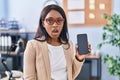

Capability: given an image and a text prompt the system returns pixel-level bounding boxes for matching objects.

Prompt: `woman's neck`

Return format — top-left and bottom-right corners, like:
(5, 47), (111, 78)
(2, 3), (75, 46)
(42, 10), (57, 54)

(47, 38), (61, 46)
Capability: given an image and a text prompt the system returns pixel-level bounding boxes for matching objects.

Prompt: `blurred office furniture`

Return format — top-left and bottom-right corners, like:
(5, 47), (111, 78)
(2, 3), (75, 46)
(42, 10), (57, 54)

(1, 54), (23, 70)
(0, 70), (23, 80)
(76, 54), (101, 80)
(0, 53), (23, 79)
(0, 30), (35, 53)
(0, 58), (13, 71)
(0, 30), (35, 69)
(76, 60), (91, 80)
(0, 30), (35, 79)
(0, 57), (13, 78)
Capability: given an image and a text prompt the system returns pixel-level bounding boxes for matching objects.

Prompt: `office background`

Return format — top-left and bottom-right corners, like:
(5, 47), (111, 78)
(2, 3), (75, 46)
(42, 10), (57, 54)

(0, 0), (120, 80)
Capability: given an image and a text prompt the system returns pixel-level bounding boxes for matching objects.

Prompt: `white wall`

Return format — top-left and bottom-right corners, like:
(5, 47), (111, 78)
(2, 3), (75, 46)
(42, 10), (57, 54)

(7, 0), (62, 32)
(7, 0), (44, 31)
(0, 0), (8, 19)
(1, 0), (120, 80)
(0, 0), (4, 18)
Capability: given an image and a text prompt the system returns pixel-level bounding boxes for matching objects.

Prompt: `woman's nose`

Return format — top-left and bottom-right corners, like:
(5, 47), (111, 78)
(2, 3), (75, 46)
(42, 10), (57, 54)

(52, 21), (58, 26)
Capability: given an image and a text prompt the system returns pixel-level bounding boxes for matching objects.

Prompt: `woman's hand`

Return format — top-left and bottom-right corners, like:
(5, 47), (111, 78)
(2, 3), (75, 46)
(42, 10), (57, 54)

(75, 44), (91, 62)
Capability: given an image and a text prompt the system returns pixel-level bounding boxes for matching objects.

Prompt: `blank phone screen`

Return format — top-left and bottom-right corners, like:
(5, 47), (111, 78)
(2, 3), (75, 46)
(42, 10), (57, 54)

(77, 34), (88, 54)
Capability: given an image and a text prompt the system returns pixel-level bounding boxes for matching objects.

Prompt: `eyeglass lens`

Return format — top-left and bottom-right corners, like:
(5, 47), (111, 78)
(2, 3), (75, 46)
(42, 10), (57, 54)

(45, 17), (64, 25)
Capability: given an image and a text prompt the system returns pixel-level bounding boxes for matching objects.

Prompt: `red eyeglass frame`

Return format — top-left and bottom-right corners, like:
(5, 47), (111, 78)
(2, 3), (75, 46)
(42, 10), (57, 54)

(44, 17), (64, 25)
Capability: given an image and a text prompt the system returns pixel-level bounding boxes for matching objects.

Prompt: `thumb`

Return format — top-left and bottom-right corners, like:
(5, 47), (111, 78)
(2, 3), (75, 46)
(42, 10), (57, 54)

(75, 44), (79, 56)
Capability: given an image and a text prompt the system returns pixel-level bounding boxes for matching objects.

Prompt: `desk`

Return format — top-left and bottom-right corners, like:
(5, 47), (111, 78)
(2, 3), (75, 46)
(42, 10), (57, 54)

(76, 54), (101, 80)
(0, 71), (6, 80)
(0, 51), (16, 54)
(86, 55), (101, 80)
(1, 77), (22, 80)
(0, 70), (23, 80)
(1, 77), (8, 80)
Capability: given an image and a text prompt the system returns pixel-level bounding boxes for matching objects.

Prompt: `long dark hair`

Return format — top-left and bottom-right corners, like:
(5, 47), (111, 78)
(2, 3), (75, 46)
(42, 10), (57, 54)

(35, 4), (69, 44)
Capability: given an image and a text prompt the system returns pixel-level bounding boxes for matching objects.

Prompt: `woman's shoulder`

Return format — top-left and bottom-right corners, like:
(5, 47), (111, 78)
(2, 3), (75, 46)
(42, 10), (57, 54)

(68, 40), (73, 45)
(27, 38), (46, 46)
(27, 39), (37, 43)
(62, 40), (73, 49)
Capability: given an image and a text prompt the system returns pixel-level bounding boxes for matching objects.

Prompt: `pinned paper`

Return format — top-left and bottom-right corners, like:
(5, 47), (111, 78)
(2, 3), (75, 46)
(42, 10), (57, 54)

(89, 13), (95, 19)
(99, 3), (105, 10)
(89, 4), (95, 10)
(89, 0), (95, 4)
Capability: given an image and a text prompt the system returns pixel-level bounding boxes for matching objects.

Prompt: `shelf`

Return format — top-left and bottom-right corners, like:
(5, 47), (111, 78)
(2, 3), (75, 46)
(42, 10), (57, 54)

(86, 54), (100, 59)
(0, 51), (16, 54)
(0, 30), (35, 34)
(0, 51), (24, 54)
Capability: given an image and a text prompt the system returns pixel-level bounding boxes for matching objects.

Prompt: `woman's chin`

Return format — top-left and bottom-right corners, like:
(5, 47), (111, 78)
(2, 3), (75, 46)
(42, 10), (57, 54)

(51, 34), (60, 38)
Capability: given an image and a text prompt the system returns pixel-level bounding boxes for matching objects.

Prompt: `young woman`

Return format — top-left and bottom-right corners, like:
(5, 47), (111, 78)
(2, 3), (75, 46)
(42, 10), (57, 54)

(24, 4), (91, 80)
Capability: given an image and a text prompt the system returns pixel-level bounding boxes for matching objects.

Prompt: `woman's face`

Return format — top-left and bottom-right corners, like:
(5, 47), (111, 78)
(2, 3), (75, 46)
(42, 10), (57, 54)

(43, 10), (64, 39)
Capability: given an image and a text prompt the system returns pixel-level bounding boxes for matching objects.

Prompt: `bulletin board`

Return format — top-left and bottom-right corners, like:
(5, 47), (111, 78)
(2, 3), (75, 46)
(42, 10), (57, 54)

(63, 0), (112, 27)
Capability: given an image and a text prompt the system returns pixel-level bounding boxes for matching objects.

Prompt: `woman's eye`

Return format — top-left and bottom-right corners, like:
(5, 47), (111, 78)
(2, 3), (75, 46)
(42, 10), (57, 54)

(57, 19), (61, 22)
(48, 19), (54, 23)
(57, 19), (63, 23)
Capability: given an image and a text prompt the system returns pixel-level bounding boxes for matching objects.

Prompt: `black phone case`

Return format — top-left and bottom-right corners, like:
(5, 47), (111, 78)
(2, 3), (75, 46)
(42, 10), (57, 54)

(77, 34), (88, 54)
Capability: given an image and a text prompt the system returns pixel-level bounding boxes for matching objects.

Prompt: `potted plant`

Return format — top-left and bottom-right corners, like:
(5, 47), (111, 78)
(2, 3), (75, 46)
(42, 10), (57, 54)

(98, 13), (120, 79)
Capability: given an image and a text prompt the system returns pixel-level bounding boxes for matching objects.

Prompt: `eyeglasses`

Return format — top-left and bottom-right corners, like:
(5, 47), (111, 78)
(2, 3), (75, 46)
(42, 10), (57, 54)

(44, 17), (64, 25)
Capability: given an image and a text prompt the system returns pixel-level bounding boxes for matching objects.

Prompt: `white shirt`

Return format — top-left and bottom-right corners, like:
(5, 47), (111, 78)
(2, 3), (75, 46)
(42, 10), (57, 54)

(47, 43), (67, 80)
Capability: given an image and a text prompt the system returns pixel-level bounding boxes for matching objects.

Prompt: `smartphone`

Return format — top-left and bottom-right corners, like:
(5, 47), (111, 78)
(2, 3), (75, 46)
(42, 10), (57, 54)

(77, 34), (88, 54)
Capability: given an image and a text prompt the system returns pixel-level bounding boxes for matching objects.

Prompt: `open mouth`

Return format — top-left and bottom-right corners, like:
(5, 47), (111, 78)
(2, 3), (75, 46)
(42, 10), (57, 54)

(51, 28), (60, 36)
(52, 29), (59, 33)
